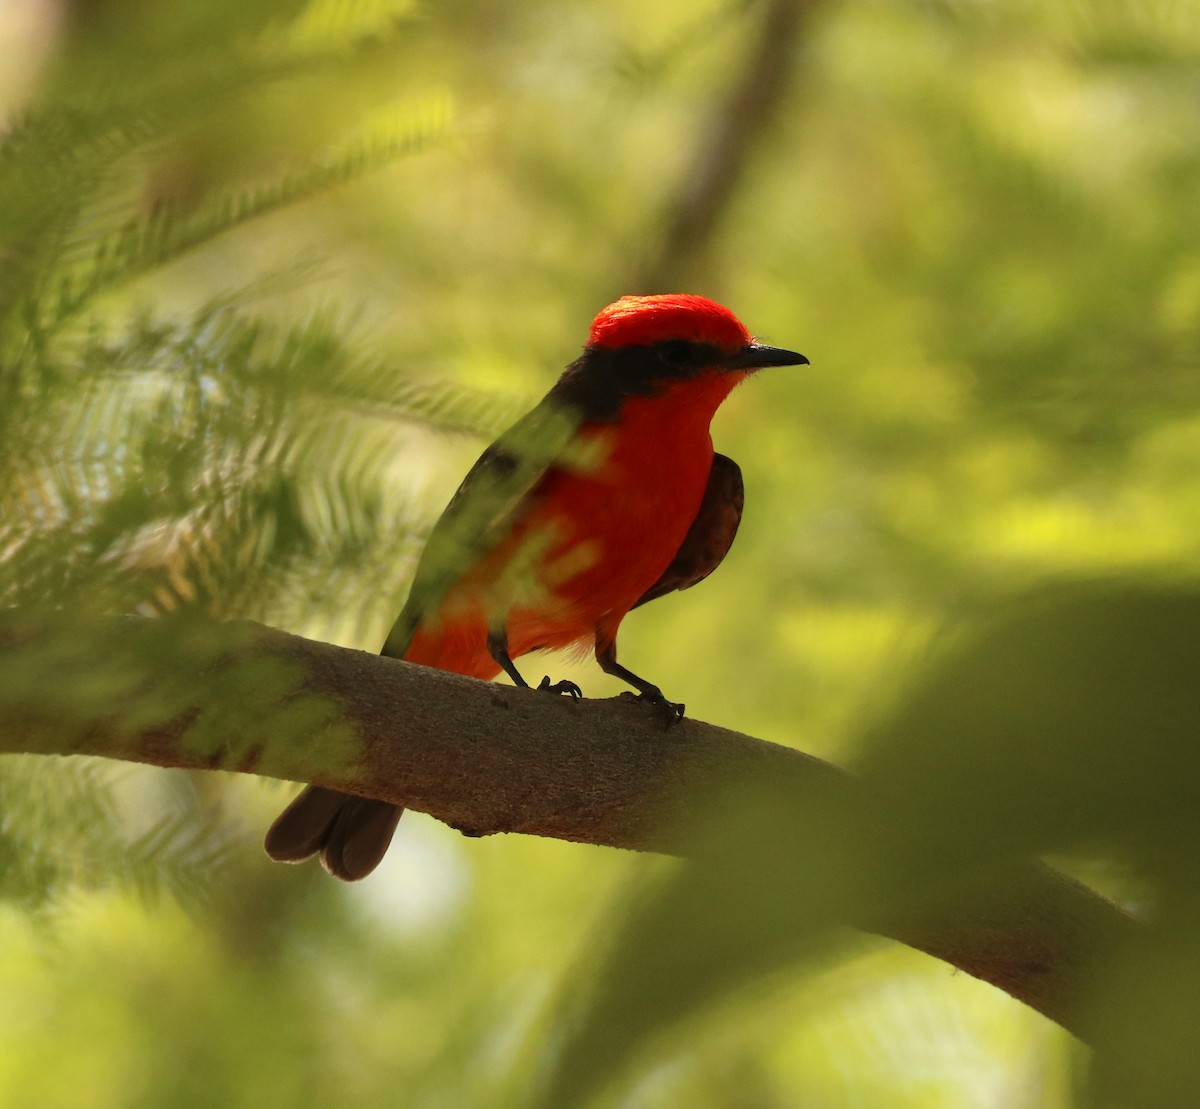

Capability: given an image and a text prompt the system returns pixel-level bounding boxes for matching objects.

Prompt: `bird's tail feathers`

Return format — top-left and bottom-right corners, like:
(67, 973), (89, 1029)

(264, 785), (403, 881)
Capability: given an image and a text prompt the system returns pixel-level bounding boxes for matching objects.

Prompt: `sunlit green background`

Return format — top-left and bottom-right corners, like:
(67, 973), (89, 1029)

(2, 0), (1199, 1104)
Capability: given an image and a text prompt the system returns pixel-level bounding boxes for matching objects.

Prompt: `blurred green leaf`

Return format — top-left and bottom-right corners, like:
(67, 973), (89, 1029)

(537, 581), (1200, 1105)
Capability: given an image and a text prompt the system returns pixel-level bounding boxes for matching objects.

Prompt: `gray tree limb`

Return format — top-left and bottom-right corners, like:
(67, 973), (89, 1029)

(0, 612), (1136, 1041)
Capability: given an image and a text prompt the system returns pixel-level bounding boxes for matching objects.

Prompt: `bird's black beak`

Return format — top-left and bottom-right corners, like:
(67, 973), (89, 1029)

(727, 342), (809, 371)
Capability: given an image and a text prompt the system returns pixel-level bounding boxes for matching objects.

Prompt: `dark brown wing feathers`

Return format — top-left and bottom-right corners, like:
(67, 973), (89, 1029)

(633, 453), (743, 609)
(265, 402), (585, 881)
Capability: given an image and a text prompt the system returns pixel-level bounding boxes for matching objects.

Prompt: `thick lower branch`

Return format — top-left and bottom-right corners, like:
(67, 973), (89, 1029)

(0, 612), (1136, 1041)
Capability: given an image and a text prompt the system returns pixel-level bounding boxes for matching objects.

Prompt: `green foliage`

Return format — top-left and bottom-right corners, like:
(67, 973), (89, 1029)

(536, 581), (1200, 1106)
(0, 758), (232, 913)
(2, 0), (1200, 1105)
(0, 0), (473, 911)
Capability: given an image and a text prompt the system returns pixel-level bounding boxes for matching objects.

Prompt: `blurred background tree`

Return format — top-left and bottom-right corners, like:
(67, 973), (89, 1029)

(1, 0), (1198, 1104)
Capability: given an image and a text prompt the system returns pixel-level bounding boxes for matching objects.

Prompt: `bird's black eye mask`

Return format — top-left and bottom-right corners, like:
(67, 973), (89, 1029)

(548, 340), (730, 423)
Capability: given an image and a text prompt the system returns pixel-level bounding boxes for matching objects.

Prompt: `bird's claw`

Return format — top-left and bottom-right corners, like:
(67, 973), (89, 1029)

(538, 675), (582, 700)
(618, 690), (685, 726)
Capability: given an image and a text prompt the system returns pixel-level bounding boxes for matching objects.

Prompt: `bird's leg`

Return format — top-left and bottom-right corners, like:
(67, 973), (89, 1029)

(537, 674), (583, 698)
(487, 628), (581, 699)
(487, 628), (529, 686)
(595, 636), (684, 723)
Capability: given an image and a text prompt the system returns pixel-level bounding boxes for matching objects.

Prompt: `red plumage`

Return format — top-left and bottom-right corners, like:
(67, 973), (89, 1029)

(587, 293), (752, 349)
(406, 367), (745, 676)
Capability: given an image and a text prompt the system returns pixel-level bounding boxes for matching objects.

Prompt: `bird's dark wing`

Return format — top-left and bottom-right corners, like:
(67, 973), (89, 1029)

(633, 453), (744, 610)
(273, 400), (585, 881)
(382, 398), (583, 657)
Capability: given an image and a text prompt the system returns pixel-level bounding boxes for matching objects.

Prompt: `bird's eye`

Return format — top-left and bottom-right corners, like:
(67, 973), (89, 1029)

(658, 340), (691, 366)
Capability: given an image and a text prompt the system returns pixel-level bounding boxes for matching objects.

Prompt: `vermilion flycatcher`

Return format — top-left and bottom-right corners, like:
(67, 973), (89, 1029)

(265, 294), (807, 878)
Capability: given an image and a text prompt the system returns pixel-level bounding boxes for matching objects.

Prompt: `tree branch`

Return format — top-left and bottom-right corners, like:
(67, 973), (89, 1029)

(0, 611), (1136, 1041)
(635, 0), (824, 290)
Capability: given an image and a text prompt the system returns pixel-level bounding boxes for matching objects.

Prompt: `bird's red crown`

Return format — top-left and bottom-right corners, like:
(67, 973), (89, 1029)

(588, 294), (752, 352)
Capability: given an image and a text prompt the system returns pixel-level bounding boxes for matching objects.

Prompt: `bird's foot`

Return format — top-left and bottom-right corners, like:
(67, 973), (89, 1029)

(618, 689), (685, 726)
(538, 675), (583, 700)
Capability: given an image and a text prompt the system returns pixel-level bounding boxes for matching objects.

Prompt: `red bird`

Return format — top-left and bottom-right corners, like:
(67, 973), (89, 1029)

(265, 294), (807, 879)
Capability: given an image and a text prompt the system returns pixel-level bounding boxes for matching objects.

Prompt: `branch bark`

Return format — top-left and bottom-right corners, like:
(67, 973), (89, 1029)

(1, 611), (1136, 1041)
